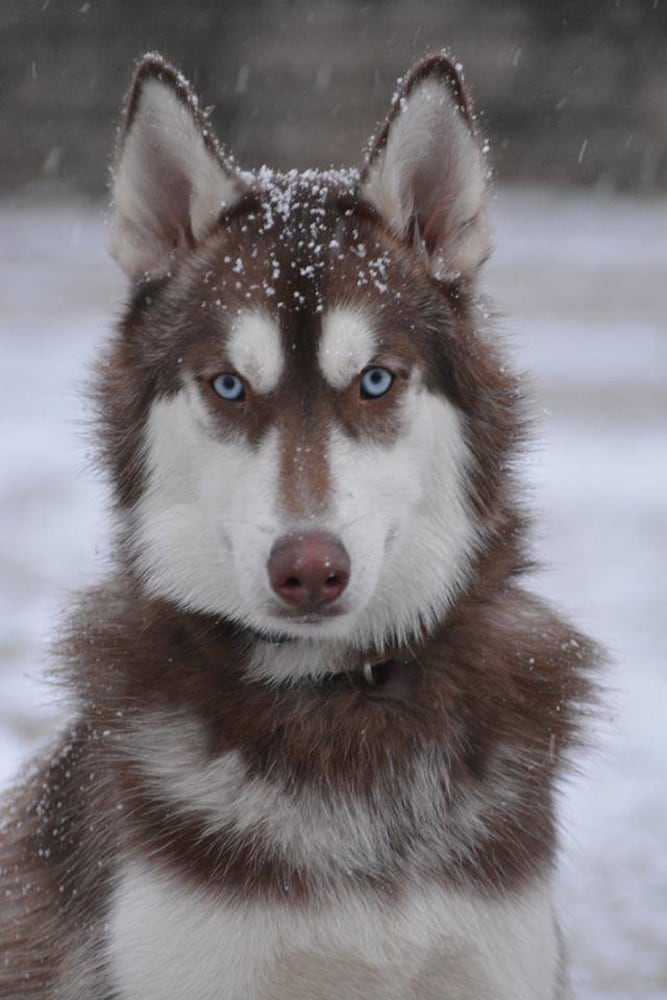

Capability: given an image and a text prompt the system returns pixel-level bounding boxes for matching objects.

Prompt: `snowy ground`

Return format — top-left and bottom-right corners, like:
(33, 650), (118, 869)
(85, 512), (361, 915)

(0, 189), (665, 995)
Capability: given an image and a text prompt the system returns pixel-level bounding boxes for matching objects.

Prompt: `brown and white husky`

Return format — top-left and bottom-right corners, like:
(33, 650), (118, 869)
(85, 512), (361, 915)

(0, 52), (597, 998)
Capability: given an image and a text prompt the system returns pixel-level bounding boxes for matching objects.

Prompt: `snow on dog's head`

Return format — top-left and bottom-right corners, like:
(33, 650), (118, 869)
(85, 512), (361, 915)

(101, 53), (523, 658)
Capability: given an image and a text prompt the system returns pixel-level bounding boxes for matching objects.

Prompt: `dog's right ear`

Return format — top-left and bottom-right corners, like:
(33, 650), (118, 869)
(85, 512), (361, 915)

(359, 54), (490, 283)
(111, 54), (245, 280)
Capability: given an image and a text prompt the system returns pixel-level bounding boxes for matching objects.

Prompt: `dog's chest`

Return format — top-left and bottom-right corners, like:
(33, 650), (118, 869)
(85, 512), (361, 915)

(106, 860), (559, 1000)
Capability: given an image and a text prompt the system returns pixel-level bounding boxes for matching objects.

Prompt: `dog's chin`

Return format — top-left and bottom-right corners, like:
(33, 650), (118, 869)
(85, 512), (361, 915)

(248, 605), (359, 644)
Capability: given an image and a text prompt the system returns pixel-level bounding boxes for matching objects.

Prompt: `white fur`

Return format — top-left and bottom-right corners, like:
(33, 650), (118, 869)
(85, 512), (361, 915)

(247, 637), (350, 684)
(112, 77), (242, 278)
(318, 307), (377, 390)
(227, 311), (285, 394)
(361, 78), (489, 281)
(107, 859), (560, 1000)
(131, 373), (480, 657)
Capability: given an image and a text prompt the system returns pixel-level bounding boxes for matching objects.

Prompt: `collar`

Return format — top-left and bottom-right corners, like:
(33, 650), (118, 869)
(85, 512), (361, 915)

(320, 656), (416, 690)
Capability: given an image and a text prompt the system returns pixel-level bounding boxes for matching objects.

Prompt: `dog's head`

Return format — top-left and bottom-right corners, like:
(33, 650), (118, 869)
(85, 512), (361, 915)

(103, 53), (520, 658)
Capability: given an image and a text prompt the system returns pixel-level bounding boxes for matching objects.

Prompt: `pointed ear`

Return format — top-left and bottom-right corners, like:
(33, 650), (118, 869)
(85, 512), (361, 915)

(359, 54), (490, 283)
(111, 54), (246, 279)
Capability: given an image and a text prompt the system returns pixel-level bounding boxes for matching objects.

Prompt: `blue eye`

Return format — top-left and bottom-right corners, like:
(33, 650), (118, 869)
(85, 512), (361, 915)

(211, 373), (246, 401)
(360, 367), (394, 399)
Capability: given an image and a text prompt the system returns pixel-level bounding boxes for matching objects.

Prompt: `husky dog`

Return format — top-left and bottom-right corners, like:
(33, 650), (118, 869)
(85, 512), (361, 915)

(0, 53), (596, 998)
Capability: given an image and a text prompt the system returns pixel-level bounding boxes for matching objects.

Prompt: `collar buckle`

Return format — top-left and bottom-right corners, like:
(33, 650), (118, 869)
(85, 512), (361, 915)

(362, 660), (377, 685)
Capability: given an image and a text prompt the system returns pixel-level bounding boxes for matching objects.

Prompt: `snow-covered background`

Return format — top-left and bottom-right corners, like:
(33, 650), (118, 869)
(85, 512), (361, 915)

(0, 189), (665, 995)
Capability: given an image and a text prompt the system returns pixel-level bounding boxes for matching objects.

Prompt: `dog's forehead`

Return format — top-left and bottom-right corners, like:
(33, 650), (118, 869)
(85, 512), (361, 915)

(195, 170), (403, 337)
(181, 167), (443, 396)
(198, 172), (350, 312)
(247, 167), (367, 295)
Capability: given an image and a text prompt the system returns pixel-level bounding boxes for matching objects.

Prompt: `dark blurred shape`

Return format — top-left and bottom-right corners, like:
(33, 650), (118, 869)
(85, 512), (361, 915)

(1, 0), (665, 197)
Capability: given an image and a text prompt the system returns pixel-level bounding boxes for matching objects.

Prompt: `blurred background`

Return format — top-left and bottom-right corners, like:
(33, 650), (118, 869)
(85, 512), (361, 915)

(1, 2), (666, 997)
(2, 0), (666, 194)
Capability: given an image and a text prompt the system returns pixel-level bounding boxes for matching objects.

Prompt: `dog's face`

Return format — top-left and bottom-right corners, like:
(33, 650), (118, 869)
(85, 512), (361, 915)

(106, 56), (502, 654)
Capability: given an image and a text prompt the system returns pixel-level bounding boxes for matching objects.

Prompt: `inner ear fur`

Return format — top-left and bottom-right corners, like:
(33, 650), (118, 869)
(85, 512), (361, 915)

(359, 53), (491, 283)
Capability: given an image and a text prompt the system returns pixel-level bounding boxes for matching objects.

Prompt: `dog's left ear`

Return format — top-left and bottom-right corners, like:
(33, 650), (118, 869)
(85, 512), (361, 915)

(359, 54), (490, 283)
(111, 54), (246, 279)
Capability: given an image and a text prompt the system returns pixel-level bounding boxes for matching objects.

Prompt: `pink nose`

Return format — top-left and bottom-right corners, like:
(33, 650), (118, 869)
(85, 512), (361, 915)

(268, 532), (351, 611)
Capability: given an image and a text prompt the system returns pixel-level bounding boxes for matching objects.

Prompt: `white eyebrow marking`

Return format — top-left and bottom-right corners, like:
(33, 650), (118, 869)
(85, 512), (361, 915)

(226, 311), (284, 394)
(318, 307), (377, 391)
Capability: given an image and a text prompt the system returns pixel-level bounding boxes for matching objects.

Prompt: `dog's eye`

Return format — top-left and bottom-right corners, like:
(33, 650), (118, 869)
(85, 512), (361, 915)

(360, 367), (394, 399)
(211, 373), (246, 401)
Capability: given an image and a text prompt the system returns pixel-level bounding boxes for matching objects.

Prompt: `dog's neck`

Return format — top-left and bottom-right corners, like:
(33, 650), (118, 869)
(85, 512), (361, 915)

(236, 623), (420, 690)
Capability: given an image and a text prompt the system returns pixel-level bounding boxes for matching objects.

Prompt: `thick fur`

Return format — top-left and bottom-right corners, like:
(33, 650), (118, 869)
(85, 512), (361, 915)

(0, 52), (596, 998)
